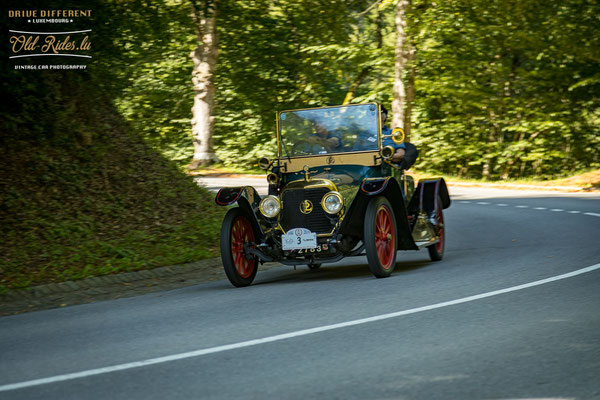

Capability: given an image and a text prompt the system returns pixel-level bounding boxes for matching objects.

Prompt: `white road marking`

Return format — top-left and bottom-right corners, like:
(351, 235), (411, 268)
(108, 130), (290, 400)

(495, 398), (574, 400)
(459, 201), (471, 203)
(1, 263), (599, 393)
(465, 203), (597, 216)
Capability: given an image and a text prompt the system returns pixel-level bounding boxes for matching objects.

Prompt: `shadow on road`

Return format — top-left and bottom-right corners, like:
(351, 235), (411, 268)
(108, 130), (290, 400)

(249, 257), (435, 287)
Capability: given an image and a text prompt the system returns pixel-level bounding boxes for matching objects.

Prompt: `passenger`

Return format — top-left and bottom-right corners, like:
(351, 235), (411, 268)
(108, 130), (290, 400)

(380, 104), (418, 170)
(352, 128), (378, 151)
(380, 104), (406, 162)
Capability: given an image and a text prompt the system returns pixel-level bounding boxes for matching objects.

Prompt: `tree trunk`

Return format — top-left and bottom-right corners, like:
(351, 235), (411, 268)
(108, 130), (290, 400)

(482, 109), (500, 180)
(391, 0), (410, 130)
(404, 42), (416, 141)
(519, 160), (527, 177)
(188, 0), (219, 169)
(502, 130), (524, 180)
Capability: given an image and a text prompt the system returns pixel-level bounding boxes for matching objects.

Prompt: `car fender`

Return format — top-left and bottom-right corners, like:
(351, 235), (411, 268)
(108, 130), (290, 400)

(407, 178), (451, 215)
(215, 186), (264, 239)
(340, 177), (418, 251)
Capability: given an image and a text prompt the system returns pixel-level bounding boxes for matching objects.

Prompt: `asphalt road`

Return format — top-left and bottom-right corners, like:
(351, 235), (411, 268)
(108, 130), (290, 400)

(1, 179), (599, 400)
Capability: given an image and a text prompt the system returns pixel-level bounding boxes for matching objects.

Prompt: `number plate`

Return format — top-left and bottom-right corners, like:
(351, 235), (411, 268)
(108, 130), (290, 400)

(281, 228), (317, 250)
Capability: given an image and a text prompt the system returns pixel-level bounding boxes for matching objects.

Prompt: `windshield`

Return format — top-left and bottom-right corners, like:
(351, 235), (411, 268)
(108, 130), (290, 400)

(279, 103), (379, 158)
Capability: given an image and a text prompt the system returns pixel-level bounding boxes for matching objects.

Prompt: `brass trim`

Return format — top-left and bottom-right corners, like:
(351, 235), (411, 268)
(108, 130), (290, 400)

(281, 178), (338, 193)
(276, 111), (281, 158)
(391, 127), (405, 144)
(277, 179), (340, 237)
(381, 145), (395, 159)
(321, 191), (343, 215)
(274, 226), (339, 239)
(299, 199), (313, 214)
(383, 159), (403, 170)
(278, 102), (377, 114)
(378, 103), (383, 149)
(281, 151), (381, 173)
(276, 103), (381, 165)
(303, 165), (310, 181)
(259, 195), (281, 218)
(381, 128), (405, 145)
(412, 211), (436, 242)
(258, 157), (271, 170)
(267, 173), (279, 185)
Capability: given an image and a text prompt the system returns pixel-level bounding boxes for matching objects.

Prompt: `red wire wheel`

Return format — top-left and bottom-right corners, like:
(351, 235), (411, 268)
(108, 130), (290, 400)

(375, 205), (395, 267)
(364, 196), (397, 278)
(221, 208), (258, 287)
(231, 216), (256, 278)
(427, 195), (445, 261)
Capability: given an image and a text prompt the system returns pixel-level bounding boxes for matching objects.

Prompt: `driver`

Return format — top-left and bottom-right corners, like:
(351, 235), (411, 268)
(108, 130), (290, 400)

(306, 121), (342, 153)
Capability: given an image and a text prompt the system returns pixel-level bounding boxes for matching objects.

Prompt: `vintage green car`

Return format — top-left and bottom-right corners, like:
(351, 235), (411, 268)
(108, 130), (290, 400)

(215, 103), (450, 287)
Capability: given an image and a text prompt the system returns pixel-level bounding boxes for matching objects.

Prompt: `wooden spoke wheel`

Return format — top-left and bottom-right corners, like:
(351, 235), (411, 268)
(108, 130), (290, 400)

(220, 208), (259, 287)
(364, 196), (397, 278)
(427, 195), (445, 262)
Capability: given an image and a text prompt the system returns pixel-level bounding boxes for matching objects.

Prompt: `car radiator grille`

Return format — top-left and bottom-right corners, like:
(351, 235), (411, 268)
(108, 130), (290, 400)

(280, 188), (333, 234)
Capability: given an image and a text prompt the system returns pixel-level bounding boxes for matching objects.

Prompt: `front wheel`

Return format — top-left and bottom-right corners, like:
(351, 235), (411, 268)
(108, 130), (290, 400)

(364, 196), (397, 278)
(220, 207), (259, 287)
(427, 195), (445, 261)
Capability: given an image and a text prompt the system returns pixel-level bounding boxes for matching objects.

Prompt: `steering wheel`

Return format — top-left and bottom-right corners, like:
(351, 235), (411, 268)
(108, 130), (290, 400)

(291, 138), (331, 155)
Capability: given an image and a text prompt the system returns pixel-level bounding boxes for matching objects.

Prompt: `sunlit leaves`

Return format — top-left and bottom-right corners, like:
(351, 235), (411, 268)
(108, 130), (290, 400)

(411, 0), (600, 178)
(95, 0), (598, 177)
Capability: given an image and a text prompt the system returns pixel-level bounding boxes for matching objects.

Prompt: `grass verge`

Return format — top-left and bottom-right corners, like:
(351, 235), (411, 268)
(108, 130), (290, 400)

(1, 86), (225, 291)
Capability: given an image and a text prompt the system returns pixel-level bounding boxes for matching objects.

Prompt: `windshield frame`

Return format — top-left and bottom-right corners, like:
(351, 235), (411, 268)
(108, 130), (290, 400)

(276, 103), (383, 160)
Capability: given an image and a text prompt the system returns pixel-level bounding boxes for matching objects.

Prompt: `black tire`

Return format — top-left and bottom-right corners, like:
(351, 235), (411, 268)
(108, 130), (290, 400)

(427, 195), (445, 261)
(364, 196), (397, 278)
(307, 263), (321, 270)
(220, 207), (259, 287)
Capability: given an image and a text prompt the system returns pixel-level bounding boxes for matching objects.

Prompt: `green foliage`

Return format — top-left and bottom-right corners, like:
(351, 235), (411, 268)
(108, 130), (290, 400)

(1, 0), (224, 288)
(411, 0), (600, 179)
(1, 91), (225, 288)
(90, 0), (598, 179)
(212, 0), (376, 166)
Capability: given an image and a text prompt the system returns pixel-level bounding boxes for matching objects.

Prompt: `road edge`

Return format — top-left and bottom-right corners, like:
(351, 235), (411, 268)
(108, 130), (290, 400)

(0, 258), (280, 316)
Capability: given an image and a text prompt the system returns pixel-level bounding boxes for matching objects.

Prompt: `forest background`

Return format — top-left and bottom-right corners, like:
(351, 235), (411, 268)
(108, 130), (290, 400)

(111, 0), (598, 179)
(1, 0), (599, 290)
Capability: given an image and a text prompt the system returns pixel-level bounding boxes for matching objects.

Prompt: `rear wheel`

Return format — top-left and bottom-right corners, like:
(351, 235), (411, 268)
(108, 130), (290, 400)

(427, 195), (445, 261)
(364, 196), (397, 278)
(220, 208), (259, 287)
